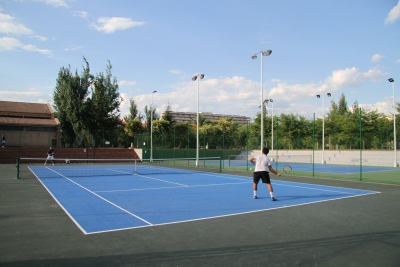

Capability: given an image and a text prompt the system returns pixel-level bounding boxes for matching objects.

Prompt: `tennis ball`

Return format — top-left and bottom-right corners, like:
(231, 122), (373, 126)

(249, 168), (253, 171)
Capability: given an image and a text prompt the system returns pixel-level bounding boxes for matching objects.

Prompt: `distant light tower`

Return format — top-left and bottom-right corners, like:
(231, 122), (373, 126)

(316, 92), (331, 164)
(192, 74), (205, 167)
(150, 90), (157, 162)
(252, 49), (272, 151)
(269, 99), (274, 151)
(388, 78), (398, 167)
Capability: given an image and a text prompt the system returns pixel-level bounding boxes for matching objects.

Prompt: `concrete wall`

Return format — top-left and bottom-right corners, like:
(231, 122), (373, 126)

(241, 149), (399, 167)
(1, 129), (58, 147)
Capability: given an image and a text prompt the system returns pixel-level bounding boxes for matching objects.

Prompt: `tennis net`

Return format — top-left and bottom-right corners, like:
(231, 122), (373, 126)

(228, 154), (313, 166)
(16, 157), (222, 179)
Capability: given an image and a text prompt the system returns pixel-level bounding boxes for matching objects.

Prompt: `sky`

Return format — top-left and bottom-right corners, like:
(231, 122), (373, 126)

(1, 0), (400, 121)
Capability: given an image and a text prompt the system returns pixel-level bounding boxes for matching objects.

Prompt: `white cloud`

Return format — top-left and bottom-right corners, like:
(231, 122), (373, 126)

(22, 44), (52, 55)
(64, 45), (82, 51)
(361, 97), (395, 115)
(0, 12), (33, 35)
(371, 53), (384, 62)
(119, 80), (137, 86)
(1, 90), (52, 103)
(33, 35), (47, 41)
(0, 36), (52, 55)
(73, 11), (89, 20)
(38, 0), (69, 8)
(170, 70), (181, 74)
(0, 36), (23, 50)
(385, 0), (400, 24)
(91, 17), (146, 34)
(117, 67), (390, 119)
(325, 67), (385, 88)
(396, 59), (400, 63)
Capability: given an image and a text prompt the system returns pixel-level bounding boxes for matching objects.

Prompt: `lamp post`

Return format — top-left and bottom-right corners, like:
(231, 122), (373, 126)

(316, 92), (331, 164)
(388, 78), (398, 167)
(269, 99), (274, 151)
(150, 90), (157, 162)
(192, 74), (205, 167)
(252, 49), (272, 151)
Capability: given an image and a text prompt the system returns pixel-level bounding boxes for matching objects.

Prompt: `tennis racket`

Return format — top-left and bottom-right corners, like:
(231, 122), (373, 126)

(280, 165), (292, 175)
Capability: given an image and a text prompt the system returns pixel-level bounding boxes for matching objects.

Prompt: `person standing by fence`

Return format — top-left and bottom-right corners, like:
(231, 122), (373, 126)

(1, 134), (5, 148)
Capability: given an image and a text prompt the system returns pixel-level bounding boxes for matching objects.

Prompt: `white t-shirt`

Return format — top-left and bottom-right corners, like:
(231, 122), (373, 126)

(254, 154), (272, 172)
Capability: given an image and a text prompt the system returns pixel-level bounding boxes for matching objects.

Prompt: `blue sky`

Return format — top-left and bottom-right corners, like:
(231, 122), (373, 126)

(1, 0), (399, 121)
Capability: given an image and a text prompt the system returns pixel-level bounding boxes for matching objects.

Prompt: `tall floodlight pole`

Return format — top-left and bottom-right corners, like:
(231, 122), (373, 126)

(388, 78), (398, 167)
(252, 49), (272, 152)
(192, 74), (205, 167)
(150, 90), (157, 162)
(316, 92), (331, 164)
(269, 99), (274, 151)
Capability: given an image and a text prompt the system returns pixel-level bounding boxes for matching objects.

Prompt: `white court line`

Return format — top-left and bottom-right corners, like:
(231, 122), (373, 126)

(29, 167), (88, 235)
(108, 169), (189, 187)
(41, 166), (153, 227)
(272, 182), (366, 195)
(95, 181), (250, 193)
(86, 192), (379, 235)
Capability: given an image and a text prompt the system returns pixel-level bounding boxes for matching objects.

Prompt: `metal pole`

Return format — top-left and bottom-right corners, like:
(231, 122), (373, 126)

(260, 55), (264, 152)
(360, 107), (362, 181)
(150, 91), (156, 162)
(196, 77), (199, 167)
(322, 93), (325, 164)
(271, 101), (274, 151)
(393, 82), (398, 167)
(313, 113), (315, 177)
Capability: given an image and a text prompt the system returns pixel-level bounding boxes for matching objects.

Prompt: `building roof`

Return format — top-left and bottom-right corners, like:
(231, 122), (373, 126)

(0, 117), (59, 127)
(0, 101), (58, 127)
(0, 101), (53, 116)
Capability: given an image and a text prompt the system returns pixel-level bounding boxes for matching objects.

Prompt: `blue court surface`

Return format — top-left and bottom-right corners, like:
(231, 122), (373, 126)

(29, 165), (379, 235)
(226, 160), (394, 174)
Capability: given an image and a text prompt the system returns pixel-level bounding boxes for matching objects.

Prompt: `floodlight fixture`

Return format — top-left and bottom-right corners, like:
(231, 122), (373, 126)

(389, 78), (394, 83)
(200, 74), (205, 79)
(327, 93), (331, 97)
(316, 95), (321, 98)
(262, 50), (272, 56)
(192, 76), (197, 81)
(252, 55), (257, 60)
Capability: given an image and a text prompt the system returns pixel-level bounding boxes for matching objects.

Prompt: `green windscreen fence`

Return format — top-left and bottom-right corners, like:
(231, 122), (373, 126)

(131, 108), (400, 185)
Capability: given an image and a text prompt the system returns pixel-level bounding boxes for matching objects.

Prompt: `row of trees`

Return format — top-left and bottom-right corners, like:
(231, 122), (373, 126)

(53, 58), (400, 150)
(124, 93), (400, 151)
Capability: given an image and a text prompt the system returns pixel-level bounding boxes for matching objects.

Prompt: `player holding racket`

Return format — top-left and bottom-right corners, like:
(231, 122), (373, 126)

(249, 147), (280, 201)
(44, 146), (55, 166)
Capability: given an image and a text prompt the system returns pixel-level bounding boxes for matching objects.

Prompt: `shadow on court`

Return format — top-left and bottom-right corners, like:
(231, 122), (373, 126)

(1, 164), (400, 267)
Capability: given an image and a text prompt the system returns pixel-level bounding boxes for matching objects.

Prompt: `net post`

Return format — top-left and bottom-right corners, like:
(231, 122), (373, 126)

(219, 157), (222, 172)
(134, 159), (137, 175)
(16, 157), (20, 179)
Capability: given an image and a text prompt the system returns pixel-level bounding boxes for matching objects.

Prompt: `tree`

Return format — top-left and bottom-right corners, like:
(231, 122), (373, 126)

(53, 58), (92, 147)
(124, 98), (142, 122)
(53, 57), (122, 147)
(144, 105), (159, 132)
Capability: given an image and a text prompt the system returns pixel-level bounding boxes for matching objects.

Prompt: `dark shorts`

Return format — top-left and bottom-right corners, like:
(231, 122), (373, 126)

(253, 171), (271, 184)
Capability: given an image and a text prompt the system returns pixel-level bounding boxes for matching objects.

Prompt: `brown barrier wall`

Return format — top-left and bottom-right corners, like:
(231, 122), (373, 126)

(0, 147), (140, 164)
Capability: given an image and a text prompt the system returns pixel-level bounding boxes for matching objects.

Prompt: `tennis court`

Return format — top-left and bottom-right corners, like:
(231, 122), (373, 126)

(28, 162), (378, 234)
(1, 162), (400, 267)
